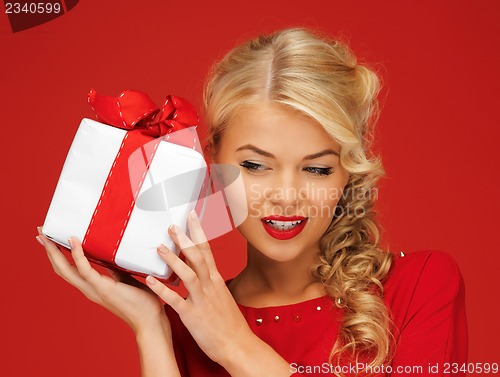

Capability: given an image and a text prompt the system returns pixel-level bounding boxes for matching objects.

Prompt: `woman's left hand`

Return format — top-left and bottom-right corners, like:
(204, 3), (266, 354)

(145, 210), (253, 365)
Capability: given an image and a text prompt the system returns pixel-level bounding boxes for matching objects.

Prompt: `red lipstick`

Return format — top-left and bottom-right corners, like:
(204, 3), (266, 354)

(261, 215), (308, 240)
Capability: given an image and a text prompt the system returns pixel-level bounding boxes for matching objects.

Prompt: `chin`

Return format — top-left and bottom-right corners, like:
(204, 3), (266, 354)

(249, 238), (313, 263)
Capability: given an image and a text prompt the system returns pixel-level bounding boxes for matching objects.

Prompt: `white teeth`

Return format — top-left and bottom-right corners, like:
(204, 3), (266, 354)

(264, 219), (303, 231)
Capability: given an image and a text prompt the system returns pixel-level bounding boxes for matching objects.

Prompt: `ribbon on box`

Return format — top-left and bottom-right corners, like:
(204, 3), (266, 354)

(82, 89), (199, 279)
(87, 89), (199, 137)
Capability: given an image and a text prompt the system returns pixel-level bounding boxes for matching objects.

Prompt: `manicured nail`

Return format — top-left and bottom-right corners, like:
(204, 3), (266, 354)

(68, 238), (74, 249)
(157, 245), (169, 254)
(37, 226), (42, 234)
(169, 224), (178, 234)
(36, 236), (45, 246)
(189, 210), (198, 221)
(146, 276), (156, 285)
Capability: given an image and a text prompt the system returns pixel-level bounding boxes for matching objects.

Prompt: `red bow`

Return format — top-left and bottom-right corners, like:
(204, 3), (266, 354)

(88, 89), (199, 137)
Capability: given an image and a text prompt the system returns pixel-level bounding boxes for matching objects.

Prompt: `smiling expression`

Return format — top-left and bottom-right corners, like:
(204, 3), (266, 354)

(214, 102), (349, 263)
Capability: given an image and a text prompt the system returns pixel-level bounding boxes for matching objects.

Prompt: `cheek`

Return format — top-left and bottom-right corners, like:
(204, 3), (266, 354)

(215, 166), (250, 226)
(306, 194), (339, 240)
(244, 180), (269, 217)
(305, 181), (344, 218)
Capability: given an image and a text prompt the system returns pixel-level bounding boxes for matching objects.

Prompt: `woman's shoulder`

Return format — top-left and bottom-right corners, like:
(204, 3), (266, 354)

(387, 249), (462, 283)
(384, 250), (466, 326)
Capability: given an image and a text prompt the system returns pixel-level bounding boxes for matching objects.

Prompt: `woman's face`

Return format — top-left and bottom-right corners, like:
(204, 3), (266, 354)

(215, 102), (349, 263)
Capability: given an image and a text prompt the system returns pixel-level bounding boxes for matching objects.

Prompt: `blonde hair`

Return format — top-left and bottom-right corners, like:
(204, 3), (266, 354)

(204, 28), (394, 369)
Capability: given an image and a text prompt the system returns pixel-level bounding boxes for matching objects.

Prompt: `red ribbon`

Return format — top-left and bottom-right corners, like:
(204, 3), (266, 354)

(87, 89), (199, 136)
(82, 89), (199, 281)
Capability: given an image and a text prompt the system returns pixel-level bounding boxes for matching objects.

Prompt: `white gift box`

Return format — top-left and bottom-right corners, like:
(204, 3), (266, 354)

(42, 118), (207, 280)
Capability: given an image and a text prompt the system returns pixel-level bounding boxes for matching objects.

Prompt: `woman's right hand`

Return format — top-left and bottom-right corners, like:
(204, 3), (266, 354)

(36, 227), (170, 336)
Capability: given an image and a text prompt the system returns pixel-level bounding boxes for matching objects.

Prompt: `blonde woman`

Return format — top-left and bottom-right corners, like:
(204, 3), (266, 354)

(37, 28), (467, 376)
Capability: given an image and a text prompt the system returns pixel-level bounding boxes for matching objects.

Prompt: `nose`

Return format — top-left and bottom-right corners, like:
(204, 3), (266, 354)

(267, 169), (305, 209)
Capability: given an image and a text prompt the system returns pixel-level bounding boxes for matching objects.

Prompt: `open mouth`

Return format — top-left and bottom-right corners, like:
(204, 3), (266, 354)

(261, 216), (308, 240)
(263, 219), (304, 231)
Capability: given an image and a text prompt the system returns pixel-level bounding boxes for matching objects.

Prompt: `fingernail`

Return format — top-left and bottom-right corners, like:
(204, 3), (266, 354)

(157, 244), (169, 254)
(36, 236), (45, 246)
(37, 226), (42, 234)
(146, 276), (156, 285)
(169, 224), (178, 235)
(68, 238), (74, 249)
(189, 210), (198, 221)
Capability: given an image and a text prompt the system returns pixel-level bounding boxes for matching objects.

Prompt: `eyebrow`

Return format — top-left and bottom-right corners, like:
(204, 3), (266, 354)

(236, 144), (339, 160)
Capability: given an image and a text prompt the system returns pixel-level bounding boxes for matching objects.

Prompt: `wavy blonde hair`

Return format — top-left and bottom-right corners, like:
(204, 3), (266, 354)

(203, 28), (394, 370)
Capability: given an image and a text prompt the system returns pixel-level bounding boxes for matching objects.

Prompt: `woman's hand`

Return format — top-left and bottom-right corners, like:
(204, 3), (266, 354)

(144, 211), (293, 377)
(36, 227), (168, 334)
(37, 228), (182, 377)
(144, 211), (254, 365)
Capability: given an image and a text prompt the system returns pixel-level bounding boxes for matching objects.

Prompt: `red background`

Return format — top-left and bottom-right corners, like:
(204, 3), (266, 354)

(1, 1), (499, 375)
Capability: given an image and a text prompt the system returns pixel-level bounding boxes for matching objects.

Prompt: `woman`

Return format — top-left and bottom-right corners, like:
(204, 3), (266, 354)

(36, 28), (467, 376)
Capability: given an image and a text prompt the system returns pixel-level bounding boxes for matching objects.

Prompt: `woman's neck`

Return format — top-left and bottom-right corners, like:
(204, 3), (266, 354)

(228, 243), (327, 307)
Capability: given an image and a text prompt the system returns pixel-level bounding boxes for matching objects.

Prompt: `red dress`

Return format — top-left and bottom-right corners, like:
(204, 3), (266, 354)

(165, 250), (467, 376)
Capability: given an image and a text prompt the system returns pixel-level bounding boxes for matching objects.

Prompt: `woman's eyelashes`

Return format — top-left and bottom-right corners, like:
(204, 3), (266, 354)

(239, 160), (333, 176)
(240, 161), (268, 173)
(303, 166), (333, 176)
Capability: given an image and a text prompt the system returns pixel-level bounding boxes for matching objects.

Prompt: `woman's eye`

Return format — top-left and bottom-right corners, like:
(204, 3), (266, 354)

(240, 161), (268, 173)
(304, 167), (333, 176)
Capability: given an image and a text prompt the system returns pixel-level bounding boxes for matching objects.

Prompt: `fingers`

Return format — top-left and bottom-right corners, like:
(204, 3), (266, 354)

(36, 227), (115, 301)
(157, 243), (203, 295)
(107, 268), (155, 294)
(145, 276), (187, 313)
(158, 212), (223, 292)
(168, 224), (213, 284)
(36, 231), (100, 300)
(186, 211), (209, 248)
(69, 237), (116, 291)
(186, 211), (218, 276)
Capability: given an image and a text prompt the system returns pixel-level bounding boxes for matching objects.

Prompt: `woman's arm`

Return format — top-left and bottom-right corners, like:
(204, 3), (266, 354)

(219, 333), (294, 377)
(390, 251), (467, 376)
(37, 228), (182, 377)
(136, 314), (181, 377)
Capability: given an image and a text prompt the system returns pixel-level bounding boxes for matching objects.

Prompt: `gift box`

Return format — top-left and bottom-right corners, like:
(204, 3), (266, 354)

(42, 90), (207, 281)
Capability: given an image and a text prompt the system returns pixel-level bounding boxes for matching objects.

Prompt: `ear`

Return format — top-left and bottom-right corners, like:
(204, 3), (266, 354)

(203, 143), (214, 160)
(204, 141), (221, 164)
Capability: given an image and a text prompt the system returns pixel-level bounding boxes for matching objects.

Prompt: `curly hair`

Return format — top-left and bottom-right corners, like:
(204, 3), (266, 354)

(203, 27), (394, 370)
